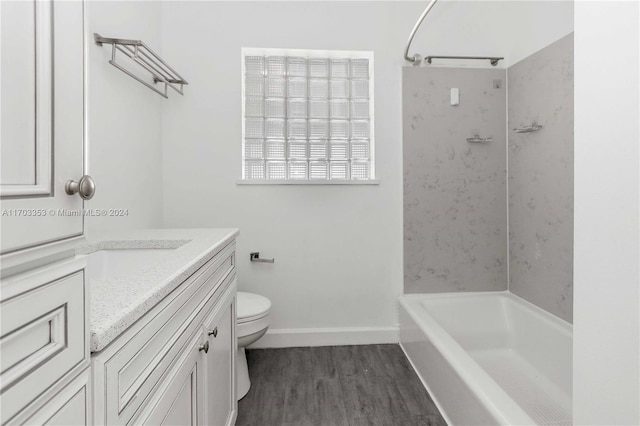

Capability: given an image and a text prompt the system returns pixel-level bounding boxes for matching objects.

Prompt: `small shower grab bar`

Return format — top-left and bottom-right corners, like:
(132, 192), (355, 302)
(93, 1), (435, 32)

(403, 0), (439, 64)
(466, 134), (493, 144)
(514, 123), (543, 133)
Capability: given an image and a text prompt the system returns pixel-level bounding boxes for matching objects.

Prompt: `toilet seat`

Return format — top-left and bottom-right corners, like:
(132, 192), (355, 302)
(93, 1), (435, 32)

(237, 292), (271, 324)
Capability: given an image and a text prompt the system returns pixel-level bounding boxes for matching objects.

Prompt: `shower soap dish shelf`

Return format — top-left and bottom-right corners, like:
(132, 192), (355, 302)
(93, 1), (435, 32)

(94, 33), (188, 98)
(466, 134), (493, 144)
(514, 123), (543, 133)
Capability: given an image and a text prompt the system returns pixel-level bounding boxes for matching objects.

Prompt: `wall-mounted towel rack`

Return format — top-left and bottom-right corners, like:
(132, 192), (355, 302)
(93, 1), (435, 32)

(94, 33), (188, 98)
(466, 134), (493, 143)
(514, 123), (543, 133)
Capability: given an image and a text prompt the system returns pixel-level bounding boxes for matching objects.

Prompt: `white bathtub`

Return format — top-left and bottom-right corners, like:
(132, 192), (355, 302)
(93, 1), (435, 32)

(399, 292), (572, 426)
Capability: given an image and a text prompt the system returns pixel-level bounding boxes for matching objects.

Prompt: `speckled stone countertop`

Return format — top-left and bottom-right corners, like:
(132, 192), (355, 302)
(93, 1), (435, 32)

(79, 228), (238, 353)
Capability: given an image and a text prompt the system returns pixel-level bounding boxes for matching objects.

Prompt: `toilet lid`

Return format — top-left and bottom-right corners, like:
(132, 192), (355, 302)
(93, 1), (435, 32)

(237, 292), (271, 323)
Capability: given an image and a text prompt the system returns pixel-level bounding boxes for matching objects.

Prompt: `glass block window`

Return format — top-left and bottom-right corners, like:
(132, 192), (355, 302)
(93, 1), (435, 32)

(242, 49), (374, 182)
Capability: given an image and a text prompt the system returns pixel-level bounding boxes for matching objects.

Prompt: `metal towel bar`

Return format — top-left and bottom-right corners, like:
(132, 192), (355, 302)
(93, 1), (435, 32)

(94, 33), (188, 98)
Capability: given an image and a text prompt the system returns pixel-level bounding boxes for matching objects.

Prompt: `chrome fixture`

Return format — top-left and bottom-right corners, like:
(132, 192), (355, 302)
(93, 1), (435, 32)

(250, 252), (275, 263)
(426, 56), (504, 66)
(208, 327), (218, 337)
(466, 134), (493, 144)
(65, 175), (96, 200)
(199, 341), (210, 353)
(403, 0), (503, 67)
(94, 33), (188, 98)
(403, 0), (438, 64)
(514, 123), (543, 133)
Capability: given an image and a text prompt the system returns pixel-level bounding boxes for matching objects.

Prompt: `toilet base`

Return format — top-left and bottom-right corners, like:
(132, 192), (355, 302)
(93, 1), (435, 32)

(237, 347), (251, 400)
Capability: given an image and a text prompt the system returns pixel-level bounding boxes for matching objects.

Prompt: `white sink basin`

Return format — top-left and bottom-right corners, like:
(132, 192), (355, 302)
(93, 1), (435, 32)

(82, 248), (177, 281)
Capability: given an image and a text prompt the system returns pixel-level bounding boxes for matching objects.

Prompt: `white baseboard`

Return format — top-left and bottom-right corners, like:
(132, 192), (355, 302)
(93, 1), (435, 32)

(248, 326), (399, 348)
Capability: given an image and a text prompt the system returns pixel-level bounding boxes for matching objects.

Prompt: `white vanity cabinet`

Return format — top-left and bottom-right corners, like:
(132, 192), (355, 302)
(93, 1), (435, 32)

(92, 242), (238, 426)
(0, 259), (90, 425)
(136, 291), (236, 426)
(1, 0), (239, 423)
(0, 0), (92, 423)
(0, 258), (90, 426)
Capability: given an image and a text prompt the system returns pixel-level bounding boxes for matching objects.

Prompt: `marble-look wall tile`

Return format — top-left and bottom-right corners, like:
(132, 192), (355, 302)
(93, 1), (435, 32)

(403, 67), (507, 293)
(508, 33), (574, 322)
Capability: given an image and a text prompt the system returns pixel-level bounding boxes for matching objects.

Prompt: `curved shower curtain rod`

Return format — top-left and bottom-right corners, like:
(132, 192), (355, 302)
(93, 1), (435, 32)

(404, 0), (439, 64)
(403, 0), (504, 66)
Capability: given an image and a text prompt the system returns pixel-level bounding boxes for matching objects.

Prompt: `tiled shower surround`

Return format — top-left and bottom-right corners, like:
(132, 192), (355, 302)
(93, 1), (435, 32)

(403, 34), (574, 322)
(508, 34), (574, 322)
(403, 67), (508, 293)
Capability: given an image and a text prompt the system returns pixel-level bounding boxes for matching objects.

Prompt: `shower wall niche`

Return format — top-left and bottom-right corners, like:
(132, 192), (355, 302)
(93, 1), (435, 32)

(403, 34), (574, 322)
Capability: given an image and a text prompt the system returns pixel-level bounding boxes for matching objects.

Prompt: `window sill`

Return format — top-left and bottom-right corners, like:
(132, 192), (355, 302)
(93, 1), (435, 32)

(236, 179), (380, 185)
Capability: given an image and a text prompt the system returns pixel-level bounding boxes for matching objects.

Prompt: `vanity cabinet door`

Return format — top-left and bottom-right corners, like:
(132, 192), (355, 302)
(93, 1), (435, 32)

(135, 330), (206, 426)
(0, 0), (85, 255)
(204, 291), (237, 426)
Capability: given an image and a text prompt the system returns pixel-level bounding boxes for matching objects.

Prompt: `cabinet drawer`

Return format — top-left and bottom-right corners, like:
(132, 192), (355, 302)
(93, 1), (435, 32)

(0, 259), (88, 425)
(17, 368), (91, 426)
(94, 243), (235, 426)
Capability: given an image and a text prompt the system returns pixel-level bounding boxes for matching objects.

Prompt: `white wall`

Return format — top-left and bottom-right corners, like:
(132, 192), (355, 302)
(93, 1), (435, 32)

(84, 1), (164, 233)
(158, 1), (574, 346)
(573, 2), (640, 424)
(80, 0), (574, 238)
(160, 1), (413, 345)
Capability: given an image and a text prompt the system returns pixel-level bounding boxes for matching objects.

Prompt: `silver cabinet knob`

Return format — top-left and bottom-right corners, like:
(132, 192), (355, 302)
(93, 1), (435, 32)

(199, 341), (210, 353)
(208, 327), (218, 337)
(65, 175), (96, 200)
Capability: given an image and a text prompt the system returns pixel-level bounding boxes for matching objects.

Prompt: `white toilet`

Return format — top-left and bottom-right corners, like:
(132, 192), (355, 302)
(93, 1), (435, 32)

(236, 291), (271, 399)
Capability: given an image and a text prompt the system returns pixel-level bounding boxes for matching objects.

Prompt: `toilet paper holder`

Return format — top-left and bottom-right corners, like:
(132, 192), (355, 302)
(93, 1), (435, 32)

(250, 252), (275, 263)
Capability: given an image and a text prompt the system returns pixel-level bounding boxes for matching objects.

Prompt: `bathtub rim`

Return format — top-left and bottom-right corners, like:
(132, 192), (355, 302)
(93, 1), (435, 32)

(399, 290), (572, 425)
(401, 290), (572, 335)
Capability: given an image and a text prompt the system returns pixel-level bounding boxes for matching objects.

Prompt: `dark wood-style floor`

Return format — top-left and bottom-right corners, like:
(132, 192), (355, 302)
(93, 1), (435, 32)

(236, 344), (447, 426)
